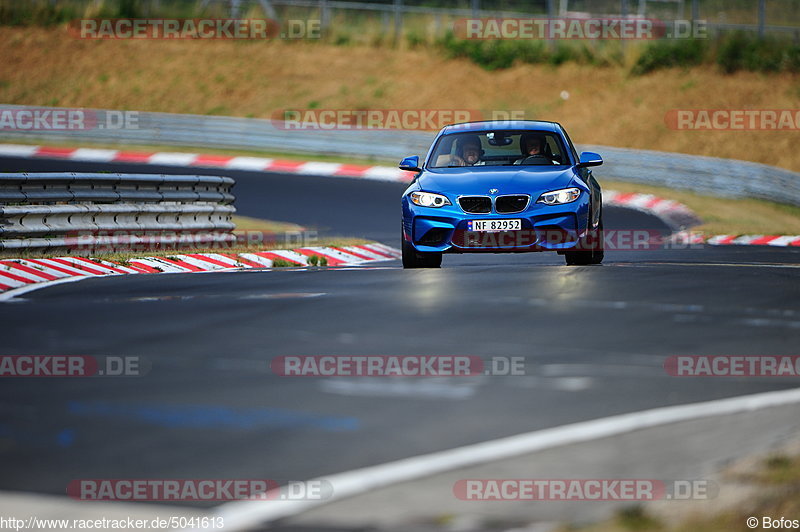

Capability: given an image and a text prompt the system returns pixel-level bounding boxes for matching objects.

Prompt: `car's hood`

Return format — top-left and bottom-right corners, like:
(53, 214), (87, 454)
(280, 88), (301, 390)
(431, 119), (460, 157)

(418, 166), (579, 196)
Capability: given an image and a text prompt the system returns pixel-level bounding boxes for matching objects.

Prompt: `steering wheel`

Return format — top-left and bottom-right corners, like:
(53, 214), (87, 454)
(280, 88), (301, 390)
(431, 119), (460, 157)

(517, 154), (551, 165)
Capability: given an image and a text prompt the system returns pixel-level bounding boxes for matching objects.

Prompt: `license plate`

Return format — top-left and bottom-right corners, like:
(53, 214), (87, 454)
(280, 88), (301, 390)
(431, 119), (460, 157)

(468, 219), (522, 232)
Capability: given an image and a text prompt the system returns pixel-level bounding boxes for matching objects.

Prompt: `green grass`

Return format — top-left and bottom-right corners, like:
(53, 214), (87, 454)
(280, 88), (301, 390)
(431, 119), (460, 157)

(554, 453), (800, 532)
(754, 454), (800, 485)
(615, 506), (664, 531)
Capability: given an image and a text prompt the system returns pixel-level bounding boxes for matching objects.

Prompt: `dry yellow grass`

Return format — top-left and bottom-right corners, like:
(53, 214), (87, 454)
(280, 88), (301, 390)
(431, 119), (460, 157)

(230, 214), (303, 233)
(604, 180), (800, 235)
(554, 451), (800, 532)
(1, 28), (798, 171)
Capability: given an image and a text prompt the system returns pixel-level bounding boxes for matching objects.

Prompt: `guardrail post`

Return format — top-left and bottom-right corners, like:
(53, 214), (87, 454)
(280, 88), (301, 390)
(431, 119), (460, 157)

(758, 0), (766, 39)
(620, 0), (628, 51)
(258, 0), (278, 20)
(393, 0), (403, 44)
(381, 10), (390, 34)
(320, 0), (330, 29)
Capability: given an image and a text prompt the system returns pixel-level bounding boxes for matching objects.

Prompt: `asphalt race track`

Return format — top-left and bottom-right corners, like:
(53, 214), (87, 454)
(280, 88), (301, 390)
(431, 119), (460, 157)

(0, 156), (799, 510)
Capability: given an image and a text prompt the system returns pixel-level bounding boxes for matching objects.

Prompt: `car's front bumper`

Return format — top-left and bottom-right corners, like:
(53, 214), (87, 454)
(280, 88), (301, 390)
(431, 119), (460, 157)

(402, 195), (591, 254)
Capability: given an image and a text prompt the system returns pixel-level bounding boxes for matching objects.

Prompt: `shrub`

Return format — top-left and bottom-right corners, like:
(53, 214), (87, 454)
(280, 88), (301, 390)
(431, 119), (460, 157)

(631, 38), (707, 75)
(439, 32), (550, 71)
(718, 32), (800, 73)
(784, 45), (800, 72)
(406, 31), (426, 49)
(0, 0), (77, 26)
(548, 42), (578, 66)
(271, 259), (294, 268)
(306, 255), (327, 267)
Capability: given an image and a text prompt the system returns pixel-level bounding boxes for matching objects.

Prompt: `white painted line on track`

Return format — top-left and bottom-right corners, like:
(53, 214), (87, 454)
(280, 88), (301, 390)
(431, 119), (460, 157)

(0, 276), (90, 302)
(195, 386), (800, 531)
(612, 261), (800, 269)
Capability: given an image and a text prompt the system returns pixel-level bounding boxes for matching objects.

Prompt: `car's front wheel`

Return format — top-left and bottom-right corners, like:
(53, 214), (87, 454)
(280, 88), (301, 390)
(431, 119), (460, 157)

(564, 216), (604, 266)
(402, 238), (442, 268)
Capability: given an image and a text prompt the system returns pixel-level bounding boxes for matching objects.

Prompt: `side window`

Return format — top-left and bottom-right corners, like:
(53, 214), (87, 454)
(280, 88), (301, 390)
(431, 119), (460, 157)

(546, 134), (565, 163)
(563, 130), (579, 164)
(430, 135), (455, 167)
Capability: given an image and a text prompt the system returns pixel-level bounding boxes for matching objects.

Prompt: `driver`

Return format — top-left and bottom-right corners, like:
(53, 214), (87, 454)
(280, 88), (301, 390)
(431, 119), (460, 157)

(515, 133), (555, 165)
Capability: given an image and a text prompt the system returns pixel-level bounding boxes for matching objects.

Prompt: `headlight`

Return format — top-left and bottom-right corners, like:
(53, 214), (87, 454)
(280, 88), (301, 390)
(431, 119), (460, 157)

(410, 191), (451, 208)
(537, 187), (581, 205)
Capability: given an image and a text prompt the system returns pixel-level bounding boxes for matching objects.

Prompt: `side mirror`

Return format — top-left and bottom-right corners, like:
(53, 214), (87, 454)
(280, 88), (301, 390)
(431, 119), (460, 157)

(577, 151), (603, 168)
(399, 155), (421, 172)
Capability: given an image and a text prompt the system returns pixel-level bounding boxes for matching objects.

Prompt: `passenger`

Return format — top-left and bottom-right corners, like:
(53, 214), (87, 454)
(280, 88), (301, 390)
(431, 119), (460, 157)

(443, 135), (484, 167)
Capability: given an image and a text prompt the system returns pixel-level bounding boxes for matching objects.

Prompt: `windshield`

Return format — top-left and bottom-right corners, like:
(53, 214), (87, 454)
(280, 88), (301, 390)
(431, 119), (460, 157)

(429, 130), (569, 168)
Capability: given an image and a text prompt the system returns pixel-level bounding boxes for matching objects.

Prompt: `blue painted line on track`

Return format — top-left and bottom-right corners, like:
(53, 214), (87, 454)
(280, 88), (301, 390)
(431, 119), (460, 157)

(67, 401), (360, 432)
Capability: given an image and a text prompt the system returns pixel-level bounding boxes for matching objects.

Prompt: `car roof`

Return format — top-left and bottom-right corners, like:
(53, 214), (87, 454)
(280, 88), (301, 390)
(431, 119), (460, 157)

(440, 120), (562, 135)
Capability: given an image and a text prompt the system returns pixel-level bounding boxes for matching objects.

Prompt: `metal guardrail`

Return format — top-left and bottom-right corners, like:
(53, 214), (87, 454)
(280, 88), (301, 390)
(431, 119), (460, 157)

(0, 105), (798, 207)
(268, 0), (800, 37)
(0, 173), (236, 252)
(0, 105), (429, 161)
(159, 0), (800, 38)
(580, 144), (800, 207)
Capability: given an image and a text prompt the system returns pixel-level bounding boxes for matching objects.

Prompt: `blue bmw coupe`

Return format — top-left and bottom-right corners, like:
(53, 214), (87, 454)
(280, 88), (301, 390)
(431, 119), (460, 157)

(400, 120), (604, 268)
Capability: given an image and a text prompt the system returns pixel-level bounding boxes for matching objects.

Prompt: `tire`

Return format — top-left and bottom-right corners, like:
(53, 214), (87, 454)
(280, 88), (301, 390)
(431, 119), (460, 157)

(402, 238), (442, 268)
(565, 216), (604, 266)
